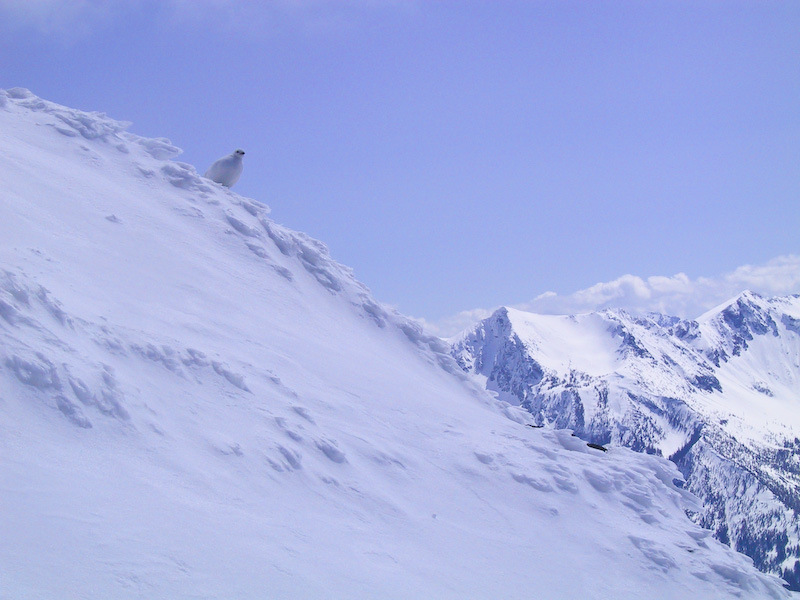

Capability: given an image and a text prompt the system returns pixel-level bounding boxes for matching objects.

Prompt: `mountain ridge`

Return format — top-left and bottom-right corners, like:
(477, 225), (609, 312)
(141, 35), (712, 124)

(451, 292), (800, 588)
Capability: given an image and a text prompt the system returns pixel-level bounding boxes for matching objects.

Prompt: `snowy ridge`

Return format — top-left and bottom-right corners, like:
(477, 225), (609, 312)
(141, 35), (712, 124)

(452, 297), (800, 589)
(0, 88), (791, 598)
(0, 87), (463, 383)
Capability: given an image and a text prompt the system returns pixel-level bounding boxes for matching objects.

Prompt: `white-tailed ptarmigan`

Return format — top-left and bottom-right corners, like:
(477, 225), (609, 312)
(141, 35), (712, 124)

(204, 149), (245, 188)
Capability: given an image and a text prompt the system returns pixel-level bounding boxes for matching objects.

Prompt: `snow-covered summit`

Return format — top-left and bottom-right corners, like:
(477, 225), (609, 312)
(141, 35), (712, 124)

(452, 297), (800, 589)
(0, 88), (791, 598)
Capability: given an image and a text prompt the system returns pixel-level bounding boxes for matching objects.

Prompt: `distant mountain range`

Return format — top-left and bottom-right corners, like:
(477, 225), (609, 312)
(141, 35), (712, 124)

(451, 292), (800, 589)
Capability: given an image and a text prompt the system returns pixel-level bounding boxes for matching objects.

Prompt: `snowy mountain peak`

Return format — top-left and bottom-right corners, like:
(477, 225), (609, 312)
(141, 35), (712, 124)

(696, 290), (800, 367)
(452, 299), (800, 589)
(1, 89), (793, 598)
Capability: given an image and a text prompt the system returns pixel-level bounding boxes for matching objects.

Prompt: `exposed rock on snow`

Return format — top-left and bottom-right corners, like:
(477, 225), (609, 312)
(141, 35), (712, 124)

(452, 297), (800, 589)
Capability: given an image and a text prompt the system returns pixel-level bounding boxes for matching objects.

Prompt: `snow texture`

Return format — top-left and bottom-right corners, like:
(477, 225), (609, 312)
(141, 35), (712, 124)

(0, 89), (792, 599)
(452, 299), (800, 589)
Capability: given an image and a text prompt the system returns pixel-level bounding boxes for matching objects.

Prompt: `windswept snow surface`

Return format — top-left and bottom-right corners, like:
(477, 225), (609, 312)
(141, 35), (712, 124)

(452, 300), (800, 590)
(0, 88), (790, 599)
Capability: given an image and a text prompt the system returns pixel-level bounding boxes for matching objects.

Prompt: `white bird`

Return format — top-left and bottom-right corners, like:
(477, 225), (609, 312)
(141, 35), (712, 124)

(204, 149), (245, 188)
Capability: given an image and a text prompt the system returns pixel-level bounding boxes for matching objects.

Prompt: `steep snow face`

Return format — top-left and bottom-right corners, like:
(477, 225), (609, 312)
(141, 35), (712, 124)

(695, 292), (800, 442)
(452, 297), (800, 589)
(499, 309), (623, 376)
(0, 88), (791, 599)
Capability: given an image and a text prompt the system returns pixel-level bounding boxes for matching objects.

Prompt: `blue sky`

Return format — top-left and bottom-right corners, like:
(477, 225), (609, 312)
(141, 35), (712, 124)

(2, 1), (798, 334)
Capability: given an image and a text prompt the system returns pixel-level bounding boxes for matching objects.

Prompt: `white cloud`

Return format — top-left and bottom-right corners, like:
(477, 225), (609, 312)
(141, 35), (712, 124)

(724, 255), (800, 294)
(0, 0), (413, 40)
(524, 254), (800, 319)
(414, 307), (494, 340)
(164, 0), (415, 37)
(428, 254), (800, 337)
(0, 0), (123, 38)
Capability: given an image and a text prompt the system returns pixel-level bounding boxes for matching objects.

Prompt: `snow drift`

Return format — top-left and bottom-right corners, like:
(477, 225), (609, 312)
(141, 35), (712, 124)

(0, 88), (791, 599)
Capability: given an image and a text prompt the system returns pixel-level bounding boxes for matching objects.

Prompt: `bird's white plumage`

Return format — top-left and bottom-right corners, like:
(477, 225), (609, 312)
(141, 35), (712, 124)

(204, 149), (245, 188)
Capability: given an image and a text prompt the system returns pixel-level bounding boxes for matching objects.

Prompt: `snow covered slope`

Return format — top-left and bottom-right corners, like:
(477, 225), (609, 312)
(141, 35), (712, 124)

(0, 88), (791, 599)
(451, 299), (800, 590)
